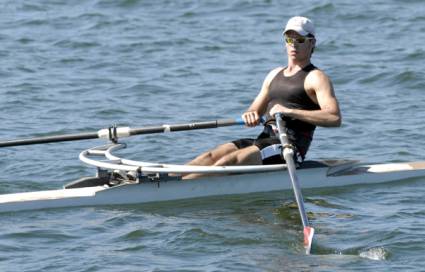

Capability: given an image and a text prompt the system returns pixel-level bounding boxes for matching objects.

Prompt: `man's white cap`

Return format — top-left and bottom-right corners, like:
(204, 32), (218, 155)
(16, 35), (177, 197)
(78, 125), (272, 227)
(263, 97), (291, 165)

(284, 16), (315, 37)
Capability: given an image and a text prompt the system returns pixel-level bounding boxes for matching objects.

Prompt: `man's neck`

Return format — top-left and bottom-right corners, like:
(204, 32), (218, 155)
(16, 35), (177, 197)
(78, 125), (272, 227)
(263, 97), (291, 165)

(285, 59), (311, 75)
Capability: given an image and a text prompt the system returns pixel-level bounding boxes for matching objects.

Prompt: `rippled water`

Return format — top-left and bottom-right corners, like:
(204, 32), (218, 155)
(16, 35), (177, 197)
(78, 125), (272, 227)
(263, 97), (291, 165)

(1, 0), (425, 271)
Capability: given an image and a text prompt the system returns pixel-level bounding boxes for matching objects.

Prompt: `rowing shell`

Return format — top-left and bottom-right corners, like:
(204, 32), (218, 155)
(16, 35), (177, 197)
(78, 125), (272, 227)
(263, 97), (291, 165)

(1, 153), (425, 213)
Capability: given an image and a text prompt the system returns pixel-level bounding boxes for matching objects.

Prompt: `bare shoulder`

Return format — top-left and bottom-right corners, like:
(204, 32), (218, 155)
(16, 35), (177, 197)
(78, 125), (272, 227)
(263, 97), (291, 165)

(256, 67), (285, 98)
(264, 66), (285, 85)
(305, 68), (334, 94)
(306, 68), (332, 85)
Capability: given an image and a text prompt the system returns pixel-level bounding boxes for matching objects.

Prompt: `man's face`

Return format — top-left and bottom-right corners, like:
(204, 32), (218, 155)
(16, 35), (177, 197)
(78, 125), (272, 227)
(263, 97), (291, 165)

(284, 30), (315, 61)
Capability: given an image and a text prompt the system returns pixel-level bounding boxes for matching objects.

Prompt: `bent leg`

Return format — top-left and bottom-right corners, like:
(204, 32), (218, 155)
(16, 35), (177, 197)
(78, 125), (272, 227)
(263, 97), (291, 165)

(183, 143), (239, 180)
(214, 145), (262, 166)
(186, 143), (239, 166)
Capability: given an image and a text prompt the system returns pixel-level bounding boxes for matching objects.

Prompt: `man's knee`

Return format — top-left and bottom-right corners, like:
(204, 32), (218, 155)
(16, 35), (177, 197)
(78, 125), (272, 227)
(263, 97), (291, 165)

(199, 151), (214, 161)
(196, 143), (236, 163)
(216, 143), (238, 153)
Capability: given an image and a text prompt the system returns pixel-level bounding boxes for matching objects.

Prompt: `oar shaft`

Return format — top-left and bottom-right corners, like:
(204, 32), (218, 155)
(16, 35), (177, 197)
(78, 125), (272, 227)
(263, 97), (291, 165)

(0, 118), (244, 148)
(275, 114), (310, 227)
(129, 119), (242, 136)
(282, 148), (310, 227)
(275, 113), (314, 254)
(0, 132), (99, 148)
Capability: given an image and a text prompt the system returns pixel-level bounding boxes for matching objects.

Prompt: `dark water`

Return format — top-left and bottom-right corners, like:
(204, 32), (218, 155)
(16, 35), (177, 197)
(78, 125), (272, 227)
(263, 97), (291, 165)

(1, 0), (425, 271)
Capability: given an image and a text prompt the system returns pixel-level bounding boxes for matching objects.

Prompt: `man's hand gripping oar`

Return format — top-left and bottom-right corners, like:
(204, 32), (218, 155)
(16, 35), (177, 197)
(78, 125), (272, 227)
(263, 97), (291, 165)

(275, 113), (315, 254)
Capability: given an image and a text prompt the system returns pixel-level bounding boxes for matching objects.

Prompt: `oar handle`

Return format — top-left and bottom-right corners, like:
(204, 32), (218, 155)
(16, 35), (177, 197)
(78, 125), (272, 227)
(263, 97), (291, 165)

(274, 114), (290, 147)
(0, 118), (246, 148)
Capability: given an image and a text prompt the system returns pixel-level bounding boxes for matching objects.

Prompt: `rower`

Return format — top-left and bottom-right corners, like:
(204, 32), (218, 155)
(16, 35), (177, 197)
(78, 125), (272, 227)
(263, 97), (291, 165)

(184, 16), (341, 179)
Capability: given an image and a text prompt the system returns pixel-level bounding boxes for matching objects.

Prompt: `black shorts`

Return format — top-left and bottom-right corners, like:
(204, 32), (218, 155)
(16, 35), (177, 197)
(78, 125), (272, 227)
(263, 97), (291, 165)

(232, 137), (284, 164)
(232, 125), (312, 165)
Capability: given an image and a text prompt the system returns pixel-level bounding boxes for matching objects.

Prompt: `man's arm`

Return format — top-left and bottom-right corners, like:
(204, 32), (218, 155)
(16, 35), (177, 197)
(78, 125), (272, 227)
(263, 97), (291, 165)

(242, 67), (282, 126)
(269, 69), (342, 127)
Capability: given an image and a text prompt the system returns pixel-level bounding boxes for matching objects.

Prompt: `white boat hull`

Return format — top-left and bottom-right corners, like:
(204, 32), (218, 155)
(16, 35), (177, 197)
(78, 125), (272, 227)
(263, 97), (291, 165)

(1, 160), (425, 213)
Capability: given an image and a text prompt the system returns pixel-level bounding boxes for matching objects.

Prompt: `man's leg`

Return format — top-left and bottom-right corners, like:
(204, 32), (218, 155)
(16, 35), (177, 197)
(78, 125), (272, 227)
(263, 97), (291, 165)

(183, 145), (262, 180)
(186, 143), (239, 166)
(214, 145), (262, 166)
(183, 143), (239, 180)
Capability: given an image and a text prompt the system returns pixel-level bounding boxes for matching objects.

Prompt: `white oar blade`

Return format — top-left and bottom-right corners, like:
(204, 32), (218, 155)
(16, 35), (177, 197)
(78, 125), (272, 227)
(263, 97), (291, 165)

(304, 226), (315, 254)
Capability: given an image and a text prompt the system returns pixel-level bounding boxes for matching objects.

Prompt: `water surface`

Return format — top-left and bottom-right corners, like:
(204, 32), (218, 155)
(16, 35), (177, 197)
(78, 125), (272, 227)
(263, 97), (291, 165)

(1, 0), (424, 271)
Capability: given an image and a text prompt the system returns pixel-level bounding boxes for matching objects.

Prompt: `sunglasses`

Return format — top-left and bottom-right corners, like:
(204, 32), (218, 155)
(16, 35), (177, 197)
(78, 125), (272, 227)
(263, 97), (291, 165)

(284, 36), (313, 45)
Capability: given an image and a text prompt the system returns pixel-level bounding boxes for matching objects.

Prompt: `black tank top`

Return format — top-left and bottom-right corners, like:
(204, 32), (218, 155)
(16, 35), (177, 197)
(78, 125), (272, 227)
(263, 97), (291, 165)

(265, 64), (320, 133)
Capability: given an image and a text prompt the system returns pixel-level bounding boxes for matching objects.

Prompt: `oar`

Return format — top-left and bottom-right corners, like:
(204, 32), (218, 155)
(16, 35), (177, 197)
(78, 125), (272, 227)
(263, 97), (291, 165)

(0, 119), (244, 148)
(275, 113), (315, 254)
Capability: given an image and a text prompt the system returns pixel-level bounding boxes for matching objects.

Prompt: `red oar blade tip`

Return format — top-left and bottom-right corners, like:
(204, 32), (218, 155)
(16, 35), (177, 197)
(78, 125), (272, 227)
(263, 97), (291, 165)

(303, 226), (315, 255)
